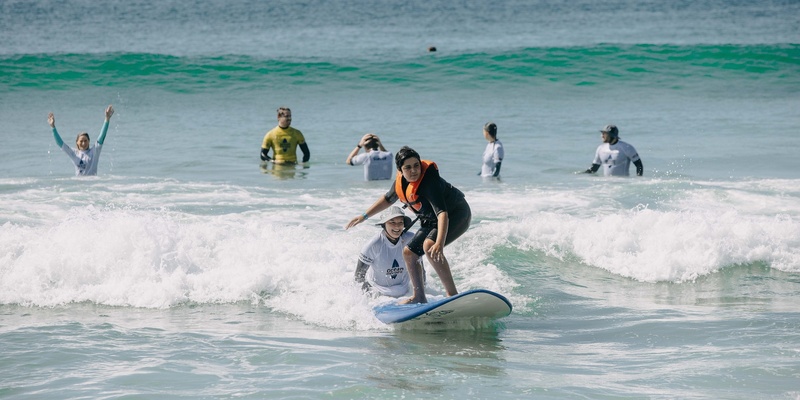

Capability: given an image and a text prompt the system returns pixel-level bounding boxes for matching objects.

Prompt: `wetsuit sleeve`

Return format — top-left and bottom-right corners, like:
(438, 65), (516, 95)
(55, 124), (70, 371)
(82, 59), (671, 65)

(300, 142), (310, 162)
(96, 121), (110, 145)
(585, 164), (600, 174)
(384, 185), (399, 203)
(52, 127), (64, 147)
(493, 162), (502, 177)
(592, 147), (602, 165)
(354, 259), (368, 283)
(356, 244), (375, 292)
(260, 131), (273, 161)
(494, 143), (504, 163)
(634, 159), (643, 176)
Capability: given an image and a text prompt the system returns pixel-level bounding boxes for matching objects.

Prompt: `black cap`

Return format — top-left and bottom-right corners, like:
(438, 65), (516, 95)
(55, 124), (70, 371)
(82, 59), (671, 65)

(600, 124), (618, 138)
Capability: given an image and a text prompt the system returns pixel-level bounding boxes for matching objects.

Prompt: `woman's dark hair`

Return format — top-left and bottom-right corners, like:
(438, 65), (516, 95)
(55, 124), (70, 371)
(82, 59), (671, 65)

(484, 122), (497, 138)
(394, 146), (420, 170)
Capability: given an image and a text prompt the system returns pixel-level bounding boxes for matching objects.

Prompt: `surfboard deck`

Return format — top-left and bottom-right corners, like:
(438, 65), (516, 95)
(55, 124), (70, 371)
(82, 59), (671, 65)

(373, 289), (512, 324)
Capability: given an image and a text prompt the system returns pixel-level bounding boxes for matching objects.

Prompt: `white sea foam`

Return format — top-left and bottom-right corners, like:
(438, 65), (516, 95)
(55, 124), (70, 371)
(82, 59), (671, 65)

(0, 195), (520, 329)
(1, 178), (798, 329)
(467, 179), (800, 282)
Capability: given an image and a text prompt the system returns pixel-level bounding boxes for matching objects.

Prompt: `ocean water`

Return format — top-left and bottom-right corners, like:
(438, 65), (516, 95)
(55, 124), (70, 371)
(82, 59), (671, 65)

(1, 0), (800, 398)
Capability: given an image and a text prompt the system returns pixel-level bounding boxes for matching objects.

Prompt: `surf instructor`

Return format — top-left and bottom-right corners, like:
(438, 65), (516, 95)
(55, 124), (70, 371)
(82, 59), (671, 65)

(260, 107), (310, 164)
(584, 124), (642, 176)
(345, 146), (471, 304)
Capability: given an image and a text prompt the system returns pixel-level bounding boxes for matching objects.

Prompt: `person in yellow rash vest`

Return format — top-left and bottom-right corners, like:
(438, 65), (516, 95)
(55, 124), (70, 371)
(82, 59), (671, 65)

(260, 107), (310, 164)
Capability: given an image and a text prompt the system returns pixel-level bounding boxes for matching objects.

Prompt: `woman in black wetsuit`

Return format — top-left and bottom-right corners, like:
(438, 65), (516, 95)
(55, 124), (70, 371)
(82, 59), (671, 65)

(345, 146), (471, 304)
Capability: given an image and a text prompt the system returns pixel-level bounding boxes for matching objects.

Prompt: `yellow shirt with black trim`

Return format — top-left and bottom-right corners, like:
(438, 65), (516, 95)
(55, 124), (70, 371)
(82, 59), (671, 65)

(261, 126), (306, 164)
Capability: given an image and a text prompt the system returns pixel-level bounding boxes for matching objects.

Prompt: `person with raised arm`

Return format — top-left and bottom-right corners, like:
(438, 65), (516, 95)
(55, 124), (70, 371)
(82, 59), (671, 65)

(48, 105), (114, 176)
(345, 133), (393, 181)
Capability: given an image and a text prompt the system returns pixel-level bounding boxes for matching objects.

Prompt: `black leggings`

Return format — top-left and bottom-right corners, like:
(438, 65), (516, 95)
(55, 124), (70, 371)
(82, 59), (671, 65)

(406, 199), (472, 256)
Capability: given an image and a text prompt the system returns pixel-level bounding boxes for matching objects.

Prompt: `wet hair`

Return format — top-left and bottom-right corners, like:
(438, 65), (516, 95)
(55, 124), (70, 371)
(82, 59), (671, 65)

(276, 107), (291, 117)
(394, 146), (421, 170)
(76, 132), (90, 142)
(484, 122), (497, 138)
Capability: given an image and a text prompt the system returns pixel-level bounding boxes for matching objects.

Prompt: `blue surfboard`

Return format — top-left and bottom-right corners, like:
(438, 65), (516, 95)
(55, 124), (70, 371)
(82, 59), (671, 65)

(373, 289), (512, 324)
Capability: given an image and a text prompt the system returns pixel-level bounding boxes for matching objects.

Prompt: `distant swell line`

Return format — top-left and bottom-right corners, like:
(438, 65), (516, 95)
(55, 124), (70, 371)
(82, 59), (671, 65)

(1, 44), (797, 92)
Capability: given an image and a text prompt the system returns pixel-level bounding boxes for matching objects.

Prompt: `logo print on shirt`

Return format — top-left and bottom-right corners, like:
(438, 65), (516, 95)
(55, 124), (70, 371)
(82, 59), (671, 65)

(280, 138), (290, 153)
(603, 150), (619, 165)
(386, 259), (403, 279)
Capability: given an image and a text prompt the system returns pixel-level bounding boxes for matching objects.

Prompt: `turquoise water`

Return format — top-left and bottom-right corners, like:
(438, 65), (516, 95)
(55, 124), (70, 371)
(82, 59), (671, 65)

(1, 0), (800, 398)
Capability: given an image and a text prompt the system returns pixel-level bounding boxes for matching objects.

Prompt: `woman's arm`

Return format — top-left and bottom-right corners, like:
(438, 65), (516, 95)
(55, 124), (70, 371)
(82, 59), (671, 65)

(345, 195), (393, 230)
(354, 260), (368, 283)
(492, 143), (503, 177)
(48, 113), (64, 147)
(97, 105), (114, 145)
(345, 142), (363, 165)
(354, 260), (372, 292)
(428, 211), (449, 263)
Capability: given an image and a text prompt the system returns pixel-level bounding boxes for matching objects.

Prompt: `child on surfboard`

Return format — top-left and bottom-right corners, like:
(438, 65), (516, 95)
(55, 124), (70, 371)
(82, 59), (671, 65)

(354, 206), (422, 297)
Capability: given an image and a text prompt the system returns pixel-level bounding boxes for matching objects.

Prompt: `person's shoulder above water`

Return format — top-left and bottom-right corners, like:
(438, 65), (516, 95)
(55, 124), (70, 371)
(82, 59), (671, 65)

(47, 104), (114, 176)
(346, 133), (392, 180)
(260, 106), (310, 163)
(583, 123), (643, 177)
(480, 121), (503, 178)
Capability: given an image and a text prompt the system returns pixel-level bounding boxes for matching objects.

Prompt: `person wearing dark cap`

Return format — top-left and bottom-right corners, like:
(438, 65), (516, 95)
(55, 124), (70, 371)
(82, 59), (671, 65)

(479, 122), (503, 178)
(345, 133), (393, 181)
(584, 124), (643, 177)
(354, 206), (421, 297)
(345, 146), (471, 304)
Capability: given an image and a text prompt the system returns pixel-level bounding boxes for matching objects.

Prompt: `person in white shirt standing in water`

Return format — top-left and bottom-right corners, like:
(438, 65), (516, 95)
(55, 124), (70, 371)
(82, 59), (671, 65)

(584, 124), (643, 177)
(346, 133), (393, 181)
(479, 122), (503, 178)
(48, 105), (114, 176)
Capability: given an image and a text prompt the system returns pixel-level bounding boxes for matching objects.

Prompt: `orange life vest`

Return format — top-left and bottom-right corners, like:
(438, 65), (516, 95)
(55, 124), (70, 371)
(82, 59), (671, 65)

(394, 160), (437, 212)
